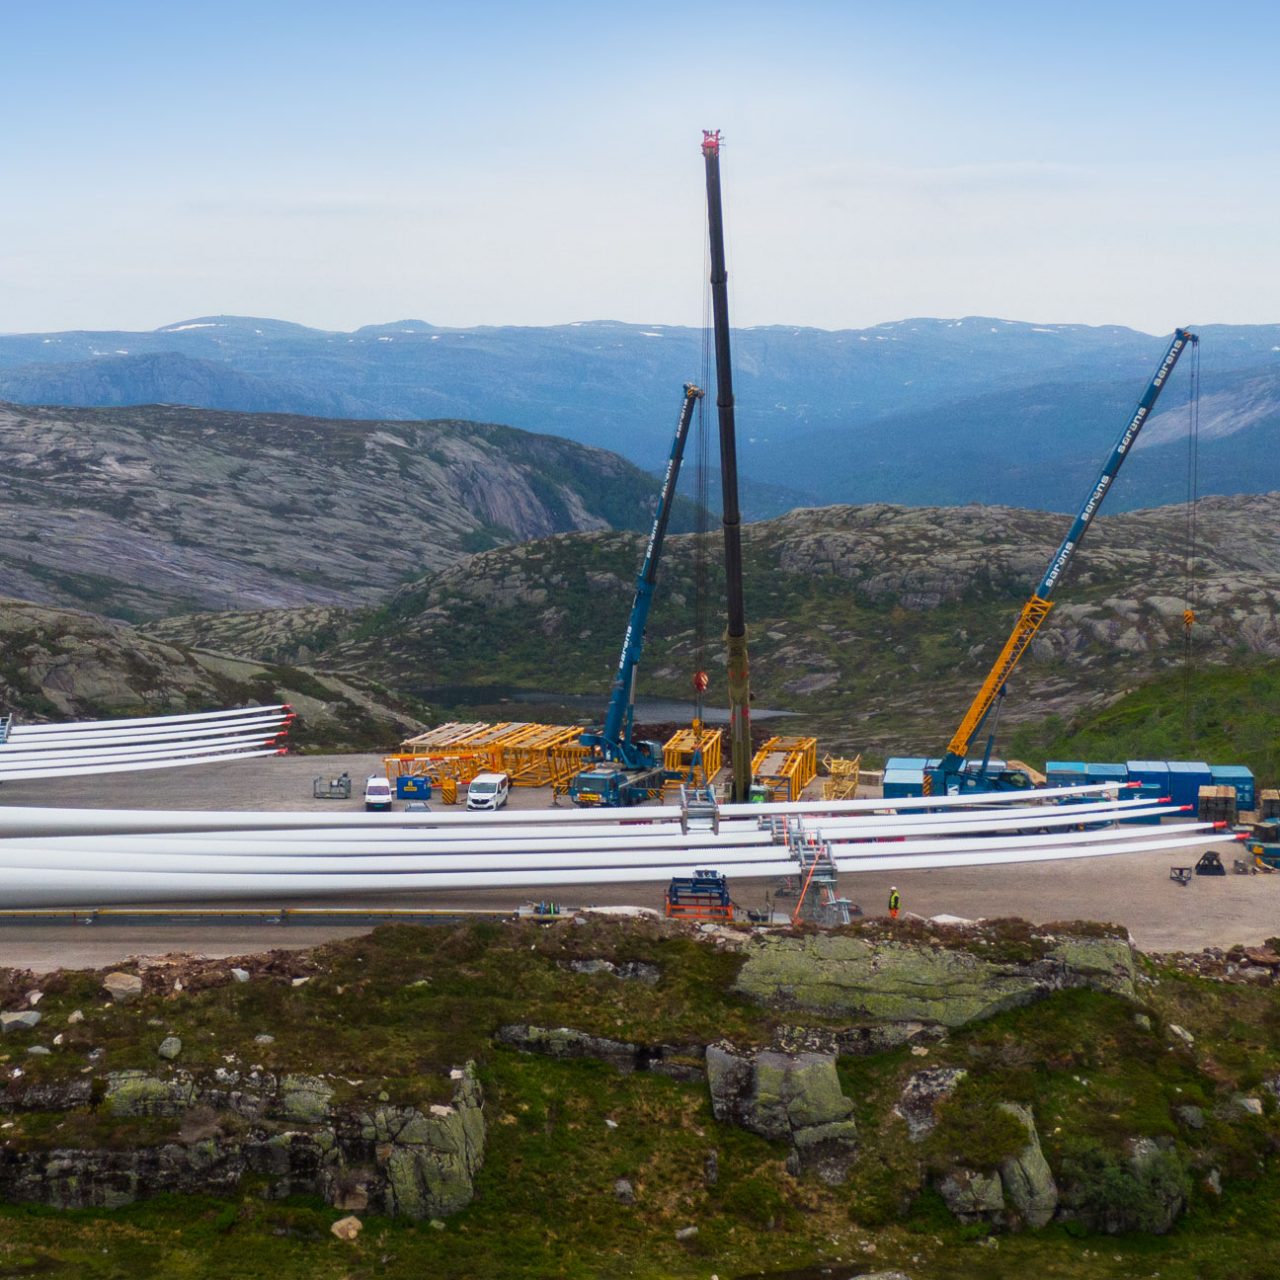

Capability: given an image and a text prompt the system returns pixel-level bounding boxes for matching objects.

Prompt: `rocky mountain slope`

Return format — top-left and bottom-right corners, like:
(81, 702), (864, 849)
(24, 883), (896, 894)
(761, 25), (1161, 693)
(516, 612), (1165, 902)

(3, 316), (1279, 515)
(143, 493), (1280, 757)
(0, 401), (694, 620)
(0, 599), (423, 749)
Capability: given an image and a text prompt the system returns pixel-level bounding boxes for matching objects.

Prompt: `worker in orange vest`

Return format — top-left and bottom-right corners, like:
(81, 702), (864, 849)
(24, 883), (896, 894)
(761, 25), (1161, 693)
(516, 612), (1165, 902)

(888, 886), (901, 919)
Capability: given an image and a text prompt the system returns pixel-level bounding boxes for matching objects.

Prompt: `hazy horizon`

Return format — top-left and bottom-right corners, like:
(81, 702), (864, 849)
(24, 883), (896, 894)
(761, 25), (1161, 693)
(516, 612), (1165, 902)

(0, 312), (1233, 341)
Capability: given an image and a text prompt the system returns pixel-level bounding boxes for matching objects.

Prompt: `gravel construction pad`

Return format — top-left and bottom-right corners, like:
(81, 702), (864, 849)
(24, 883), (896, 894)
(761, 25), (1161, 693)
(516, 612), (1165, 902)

(0, 753), (1266, 971)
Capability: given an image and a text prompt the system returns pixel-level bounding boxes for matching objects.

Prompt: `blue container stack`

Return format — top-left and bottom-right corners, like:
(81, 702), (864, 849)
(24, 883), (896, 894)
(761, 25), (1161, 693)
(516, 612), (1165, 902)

(882, 768), (925, 799)
(1086, 762), (1128, 785)
(1211, 765), (1256, 811)
(1166, 761), (1213, 811)
(1046, 761), (1088, 788)
(1127, 760), (1170, 794)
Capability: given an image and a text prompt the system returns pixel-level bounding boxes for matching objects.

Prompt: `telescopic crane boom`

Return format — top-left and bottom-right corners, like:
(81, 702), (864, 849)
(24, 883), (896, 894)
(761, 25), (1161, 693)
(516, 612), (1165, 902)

(580, 382), (704, 770)
(931, 327), (1198, 792)
(702, 128), (754, 803)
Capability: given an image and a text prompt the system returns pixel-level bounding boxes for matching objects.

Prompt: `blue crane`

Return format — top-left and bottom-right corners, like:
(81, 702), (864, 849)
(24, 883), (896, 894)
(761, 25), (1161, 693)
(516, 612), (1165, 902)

(927, 327), (1199, 796)
(571, 383), (704, 805)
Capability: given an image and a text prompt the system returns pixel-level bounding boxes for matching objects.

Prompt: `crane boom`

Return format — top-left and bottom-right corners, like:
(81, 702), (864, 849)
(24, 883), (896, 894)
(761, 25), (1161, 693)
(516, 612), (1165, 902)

(582, 382), (704, 767)
(702, 128), (754, 803)
(938, 327), (1198, 778)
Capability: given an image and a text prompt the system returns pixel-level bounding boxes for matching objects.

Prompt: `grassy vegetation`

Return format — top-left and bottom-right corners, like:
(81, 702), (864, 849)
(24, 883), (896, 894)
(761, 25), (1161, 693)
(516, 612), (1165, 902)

(2, 920), (1280, 1276)
(1010, 657), (1280, 786)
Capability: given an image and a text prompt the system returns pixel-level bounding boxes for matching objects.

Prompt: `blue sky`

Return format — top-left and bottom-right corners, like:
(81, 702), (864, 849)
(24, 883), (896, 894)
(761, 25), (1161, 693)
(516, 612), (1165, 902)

(1, 0), (1276, 333)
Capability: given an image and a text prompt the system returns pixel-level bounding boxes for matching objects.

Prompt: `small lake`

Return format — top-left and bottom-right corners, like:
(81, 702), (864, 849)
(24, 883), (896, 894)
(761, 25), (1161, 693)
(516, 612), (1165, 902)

(419, 685), (797, 723)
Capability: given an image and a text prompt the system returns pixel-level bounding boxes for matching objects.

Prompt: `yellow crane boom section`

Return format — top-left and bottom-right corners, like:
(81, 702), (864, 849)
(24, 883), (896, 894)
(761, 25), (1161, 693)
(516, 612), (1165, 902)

(946, 595), (1054, 759)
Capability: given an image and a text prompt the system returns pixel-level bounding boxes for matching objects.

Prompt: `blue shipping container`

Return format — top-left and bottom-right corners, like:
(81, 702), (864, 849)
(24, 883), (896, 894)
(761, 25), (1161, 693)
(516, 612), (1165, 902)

(1086, 762), (1129, 783)
(1127, 761), (1170, 794)
(396, 774), (432, 799)
(1211, 765), (1256, 811)
(1047, 761), (1088, 788)
(884, 757), (930, 773)
(1166, 761), (1213, 810)
(883, 768), (925, 799)
(1120, 781), (1164, 824)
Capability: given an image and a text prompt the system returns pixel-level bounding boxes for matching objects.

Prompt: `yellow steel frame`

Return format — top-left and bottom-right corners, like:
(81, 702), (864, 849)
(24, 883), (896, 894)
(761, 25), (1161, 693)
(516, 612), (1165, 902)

(821, 753), (861, 801)
(383, 753), (489, 786)
(947, 596), (1054, 759)
(500, 724), (588, 787)
(662, 725), (724, 789)
(399, 721), (593, 790)
(400, 722), (505, 751)
(751, 735), (819, 802)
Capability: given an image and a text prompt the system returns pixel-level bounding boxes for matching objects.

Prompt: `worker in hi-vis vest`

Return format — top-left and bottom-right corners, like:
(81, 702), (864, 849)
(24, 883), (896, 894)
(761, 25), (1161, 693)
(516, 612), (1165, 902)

(888, 886), (901, 919)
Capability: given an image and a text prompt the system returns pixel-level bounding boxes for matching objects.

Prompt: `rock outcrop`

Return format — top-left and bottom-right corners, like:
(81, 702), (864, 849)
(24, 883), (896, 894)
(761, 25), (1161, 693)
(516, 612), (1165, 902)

(495, 1024), (704, 1081)
(733, 930), (1137, 1027)
(937, 1168), (1006, 1222)
(705, 1043), (858, 1185)
(894, 1068), (967, 1141)
(933, 1104), (1057, 1231)
(0, 1063), (485, 1220)
(997, 1103), (1058, 1229)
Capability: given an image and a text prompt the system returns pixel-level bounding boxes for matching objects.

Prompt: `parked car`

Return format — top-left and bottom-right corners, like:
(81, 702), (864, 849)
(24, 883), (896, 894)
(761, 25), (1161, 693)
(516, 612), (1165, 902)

(466, 772), (510, 811)
(364, 775), (394, 812)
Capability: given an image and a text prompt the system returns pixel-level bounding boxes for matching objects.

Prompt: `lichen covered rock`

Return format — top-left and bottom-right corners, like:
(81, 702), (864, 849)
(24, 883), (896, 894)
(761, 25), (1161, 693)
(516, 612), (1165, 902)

(0, 1063), (485, 1221)
(105, 1071), (197, 1118)
(706, 1043), (857, 1184)
(997, 1103), (1058, 1228)
(894, 1067), (967, 1141)
(733, 929), (1137, 1027)
(937, 1168), (1006, 1222)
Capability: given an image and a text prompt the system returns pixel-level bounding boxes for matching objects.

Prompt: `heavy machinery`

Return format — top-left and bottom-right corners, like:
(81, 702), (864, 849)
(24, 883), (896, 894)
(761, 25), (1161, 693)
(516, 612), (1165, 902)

(664, 869), (734, 922)
(926, 328), (1199, 796)
(703, 128), (754, 804)
(570, 383), (704, 806)
(1245, 821), (1280, 870)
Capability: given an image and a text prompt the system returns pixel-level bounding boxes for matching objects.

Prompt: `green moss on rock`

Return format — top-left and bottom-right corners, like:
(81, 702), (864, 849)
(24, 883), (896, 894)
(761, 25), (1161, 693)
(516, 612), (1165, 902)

(733, 931), (1138, 1027)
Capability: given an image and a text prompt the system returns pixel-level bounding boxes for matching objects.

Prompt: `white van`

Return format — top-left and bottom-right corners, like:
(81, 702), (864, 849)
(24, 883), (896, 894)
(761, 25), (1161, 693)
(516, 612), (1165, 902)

(467, 772), (510, 811)
(364, 775), (393, 811)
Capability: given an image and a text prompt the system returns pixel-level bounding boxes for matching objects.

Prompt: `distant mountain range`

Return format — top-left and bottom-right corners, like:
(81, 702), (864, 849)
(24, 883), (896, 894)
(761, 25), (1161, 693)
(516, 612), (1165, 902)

(1, 314), (1277, 517)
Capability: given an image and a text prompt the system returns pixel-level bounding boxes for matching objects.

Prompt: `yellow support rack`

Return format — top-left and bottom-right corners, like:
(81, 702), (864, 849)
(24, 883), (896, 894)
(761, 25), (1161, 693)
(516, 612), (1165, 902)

(400, 722), (494, 751)
(398, 720), (594, 790)
(383, 753), (489, 786)
(661, 730), (722, 800)
(662, 725), (723, 791)
(499, 723), (589, 787)
(751, 735), (819, 802)
(821, 753), (862, 801)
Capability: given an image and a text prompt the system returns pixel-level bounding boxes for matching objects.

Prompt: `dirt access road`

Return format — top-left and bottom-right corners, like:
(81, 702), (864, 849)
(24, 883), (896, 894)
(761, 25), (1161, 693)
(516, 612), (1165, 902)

(0, 753), (1265, 973)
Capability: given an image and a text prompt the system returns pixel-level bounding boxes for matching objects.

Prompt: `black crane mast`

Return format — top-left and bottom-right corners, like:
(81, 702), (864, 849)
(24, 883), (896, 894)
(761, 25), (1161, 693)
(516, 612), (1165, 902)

(701, 129), (753, 803)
